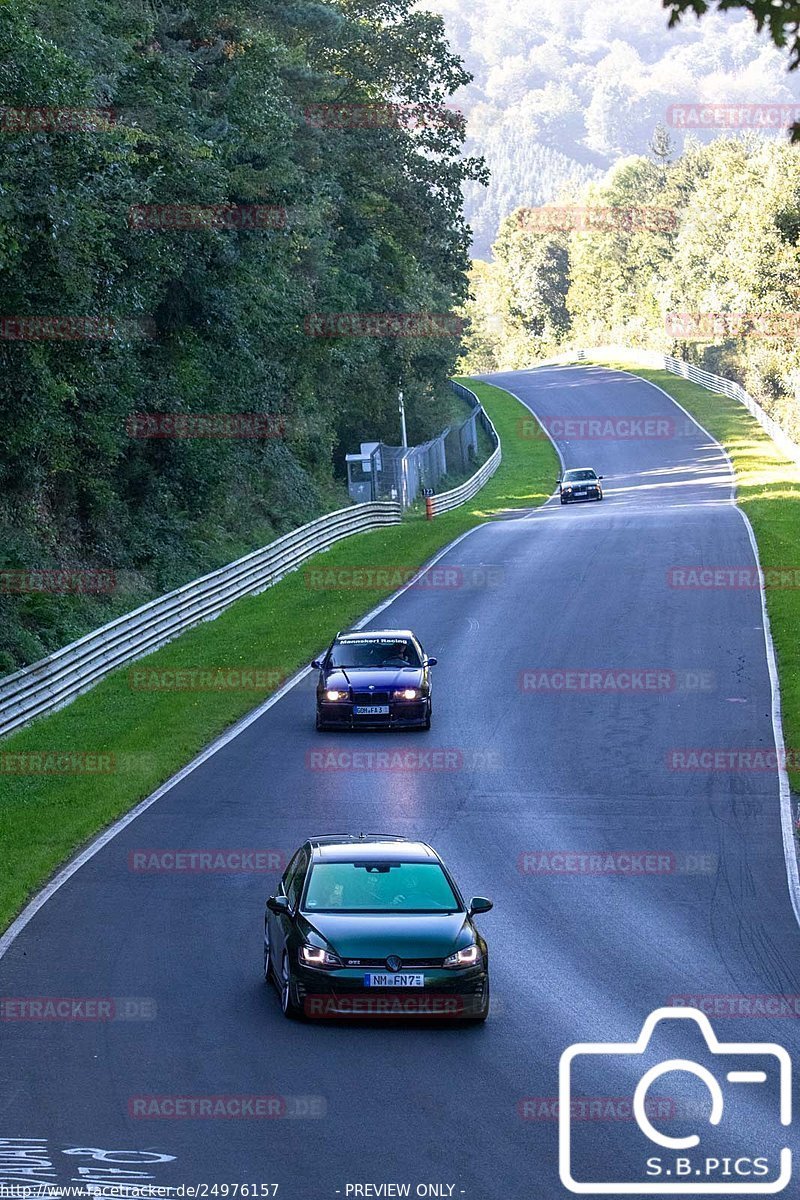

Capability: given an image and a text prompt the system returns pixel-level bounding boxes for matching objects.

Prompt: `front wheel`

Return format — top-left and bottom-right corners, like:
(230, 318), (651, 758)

(423, 700), (432, 730)
(560, 497), (567, 505)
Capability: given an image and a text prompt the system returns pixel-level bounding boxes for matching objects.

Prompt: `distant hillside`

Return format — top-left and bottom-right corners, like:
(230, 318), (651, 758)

(427, 0), (800, 257)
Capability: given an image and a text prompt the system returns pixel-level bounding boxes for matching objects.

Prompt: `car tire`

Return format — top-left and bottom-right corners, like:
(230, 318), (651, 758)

(560, 497), (567, 505)
(423, 700), (432, 730)
(280, 951), (303, 1020)
(315, 710), (327, 732)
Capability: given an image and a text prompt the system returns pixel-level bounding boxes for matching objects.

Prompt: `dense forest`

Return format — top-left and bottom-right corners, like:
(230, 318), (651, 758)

(0, 0), (484, 672)
(426, 0), (800, 257)
(459, 135), (800, 444)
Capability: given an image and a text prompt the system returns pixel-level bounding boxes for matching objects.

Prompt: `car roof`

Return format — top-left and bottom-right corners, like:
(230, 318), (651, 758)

(335, 629), (416, 641)
(305, 835), (438, 863)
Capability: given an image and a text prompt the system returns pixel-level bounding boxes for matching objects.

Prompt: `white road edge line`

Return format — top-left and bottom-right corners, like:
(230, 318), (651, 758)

(0, 526), (484, 959)
(533, 361), (800, 930)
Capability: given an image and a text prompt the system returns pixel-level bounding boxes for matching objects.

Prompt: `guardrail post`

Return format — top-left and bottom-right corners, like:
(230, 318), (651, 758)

(425, 496), (435, 520)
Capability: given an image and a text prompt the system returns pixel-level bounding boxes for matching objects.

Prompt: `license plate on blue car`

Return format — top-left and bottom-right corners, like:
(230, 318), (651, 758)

(353, 705), (389, 715)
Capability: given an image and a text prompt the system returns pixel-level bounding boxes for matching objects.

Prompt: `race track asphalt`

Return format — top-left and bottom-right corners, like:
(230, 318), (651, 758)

(1, 365), (797, 1198)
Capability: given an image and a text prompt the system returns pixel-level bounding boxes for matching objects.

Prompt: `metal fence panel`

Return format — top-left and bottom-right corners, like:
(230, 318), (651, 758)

(0, 500), (402, 739)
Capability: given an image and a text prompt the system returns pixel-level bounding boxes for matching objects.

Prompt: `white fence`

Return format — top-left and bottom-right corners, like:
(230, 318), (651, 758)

(0, 500), (401, 740)
(426, 382), (502, 516)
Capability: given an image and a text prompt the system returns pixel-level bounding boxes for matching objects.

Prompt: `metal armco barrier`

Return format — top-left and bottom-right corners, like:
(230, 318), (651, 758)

(0, 501), (401, 739)
(425, 382), (502, 517)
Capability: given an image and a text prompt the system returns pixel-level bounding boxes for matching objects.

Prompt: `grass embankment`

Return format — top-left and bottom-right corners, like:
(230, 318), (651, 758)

(587, 354), (800, 796)
(0, 379), (557, 932)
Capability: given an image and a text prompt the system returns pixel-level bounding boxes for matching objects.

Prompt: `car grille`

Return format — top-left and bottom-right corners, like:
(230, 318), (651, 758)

(352, 692), (390, 707)
(341, 957), (444, 969)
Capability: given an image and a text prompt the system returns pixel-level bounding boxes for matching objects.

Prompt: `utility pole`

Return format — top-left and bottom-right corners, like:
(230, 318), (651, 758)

(398, 388), (408, 449)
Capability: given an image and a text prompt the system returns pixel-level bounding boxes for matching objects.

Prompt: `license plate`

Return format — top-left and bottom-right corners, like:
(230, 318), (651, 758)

(575, 489), (586, 495)
(353, 705), (389, 715)
(364, 973), (424, 988)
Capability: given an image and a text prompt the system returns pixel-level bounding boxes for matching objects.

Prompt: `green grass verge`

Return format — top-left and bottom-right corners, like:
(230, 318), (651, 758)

(0, 379), (557, 932)
(588, 355), (800, 796)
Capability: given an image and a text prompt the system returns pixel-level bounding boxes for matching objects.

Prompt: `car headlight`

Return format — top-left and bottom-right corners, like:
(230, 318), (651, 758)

(299, 944), (343, 970)
(324, 689), (348, 702)
(393, 687), (420, 701)
(443, 944), (482, 969)
(563, 486), (572, 493)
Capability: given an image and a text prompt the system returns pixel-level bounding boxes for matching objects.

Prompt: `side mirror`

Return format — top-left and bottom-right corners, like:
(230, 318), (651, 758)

(425, 656), (438, 667)
(598, 475), (604, 480)
(310, 659), (322, 670)
(266, 895), (291, 916)
(556, 479), (561, 485)
(468, 896), (493, 916)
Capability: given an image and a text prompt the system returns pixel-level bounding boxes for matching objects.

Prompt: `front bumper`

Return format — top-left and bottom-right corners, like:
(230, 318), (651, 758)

(294, 965), (488, 1019)
(317, 700), (429, 729)
(561, 488), (601, 503)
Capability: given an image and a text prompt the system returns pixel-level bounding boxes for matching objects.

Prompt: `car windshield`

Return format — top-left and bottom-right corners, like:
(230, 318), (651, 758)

(563, 469), (597, 482)
(303, 861), (461, 913)
(327, 638), (421, 669)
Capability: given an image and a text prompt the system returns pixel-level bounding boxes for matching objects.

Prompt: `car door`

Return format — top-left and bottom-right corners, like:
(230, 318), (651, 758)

(267, 849), (308, 969)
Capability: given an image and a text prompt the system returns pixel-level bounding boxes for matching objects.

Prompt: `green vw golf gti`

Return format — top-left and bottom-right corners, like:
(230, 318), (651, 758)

(264, 835), (492, 1021)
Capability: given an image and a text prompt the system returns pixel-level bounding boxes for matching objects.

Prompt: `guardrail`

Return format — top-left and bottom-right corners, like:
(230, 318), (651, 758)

(0, 500), (401, 740)
(425, 382), (502, 517)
